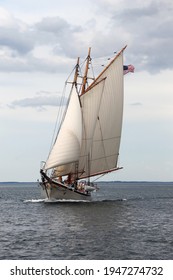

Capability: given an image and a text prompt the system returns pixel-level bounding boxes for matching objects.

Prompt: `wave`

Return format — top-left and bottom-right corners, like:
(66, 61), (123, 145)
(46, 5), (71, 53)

(24, 196), (173, 204)
(44, 198), (90, 203)
(23, 198), (90, 203)
(23, 199), (45, 203)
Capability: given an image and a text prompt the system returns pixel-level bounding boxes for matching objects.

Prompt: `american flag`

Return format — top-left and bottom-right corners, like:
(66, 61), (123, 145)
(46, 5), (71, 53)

(123, 64), (135, 75)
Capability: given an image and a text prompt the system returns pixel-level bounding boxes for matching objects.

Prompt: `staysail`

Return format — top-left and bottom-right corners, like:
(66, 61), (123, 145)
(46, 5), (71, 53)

(44, 86), (82, 174)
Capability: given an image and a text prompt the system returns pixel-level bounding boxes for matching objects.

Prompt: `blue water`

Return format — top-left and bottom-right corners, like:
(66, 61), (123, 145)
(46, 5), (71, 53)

(0, 181), (173, 260)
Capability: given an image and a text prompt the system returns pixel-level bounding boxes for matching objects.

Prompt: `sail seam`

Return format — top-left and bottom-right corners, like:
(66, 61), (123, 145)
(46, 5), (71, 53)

(95, 117), (109, 170)
(90, 153), (119, 161)
(92, 136), (121, 142)
(79, 154), (118, 160)
(82, 136), (120, 141)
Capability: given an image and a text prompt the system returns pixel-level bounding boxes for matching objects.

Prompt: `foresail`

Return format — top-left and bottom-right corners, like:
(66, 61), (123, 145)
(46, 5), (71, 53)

(79, 49), (124, 178)
(44, 86), (82, 172)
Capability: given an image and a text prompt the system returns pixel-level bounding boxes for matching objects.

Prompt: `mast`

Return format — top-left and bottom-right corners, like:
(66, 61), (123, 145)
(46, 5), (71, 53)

(86, 45), (127, 92)
(73, 57), (80, 182)
(87, 153), (91, 185)
(73, 57), (80, 87)
(81, 47), (91, 95)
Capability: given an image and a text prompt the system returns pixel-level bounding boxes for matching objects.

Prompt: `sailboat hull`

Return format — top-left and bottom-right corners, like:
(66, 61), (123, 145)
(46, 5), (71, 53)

(40, 170), (91, 201)
(40, 184), (91, 201)
(41, 187), (91, 201)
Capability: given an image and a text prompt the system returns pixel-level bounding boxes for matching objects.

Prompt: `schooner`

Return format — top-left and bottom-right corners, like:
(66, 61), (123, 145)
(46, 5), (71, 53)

(39, 46), (133, 200)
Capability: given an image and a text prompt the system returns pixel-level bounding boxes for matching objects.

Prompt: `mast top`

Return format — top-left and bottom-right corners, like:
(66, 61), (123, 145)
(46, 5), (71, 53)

(73, 57), (80, 86)
(81, 47), (91, 95)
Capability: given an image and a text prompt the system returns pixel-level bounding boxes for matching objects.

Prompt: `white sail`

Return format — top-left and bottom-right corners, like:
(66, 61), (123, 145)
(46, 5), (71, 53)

(44, 48), (124, 179)
(78, 78), (106, 175)
(39, 47), (131, 201)
(79, 50), (124, 178)
(44, 86), (82, 171)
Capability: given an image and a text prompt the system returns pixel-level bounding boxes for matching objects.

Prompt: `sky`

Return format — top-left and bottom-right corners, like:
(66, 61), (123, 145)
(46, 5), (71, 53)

(0, 0), (173, 182)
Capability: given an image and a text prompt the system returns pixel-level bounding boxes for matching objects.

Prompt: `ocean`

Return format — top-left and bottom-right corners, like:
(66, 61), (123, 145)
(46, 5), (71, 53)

(0, 181), (173, 260)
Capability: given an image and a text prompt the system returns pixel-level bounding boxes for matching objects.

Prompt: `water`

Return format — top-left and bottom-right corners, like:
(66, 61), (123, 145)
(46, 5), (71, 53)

(0, 181), (173, 260)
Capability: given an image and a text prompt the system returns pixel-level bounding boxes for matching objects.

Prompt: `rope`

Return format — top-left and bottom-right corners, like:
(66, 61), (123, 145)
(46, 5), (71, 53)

(92, 173), (105, 182)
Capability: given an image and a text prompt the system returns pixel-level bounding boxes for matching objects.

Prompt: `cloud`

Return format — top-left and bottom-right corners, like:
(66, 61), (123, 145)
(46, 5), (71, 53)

(34, 16), (85, 58)
(0, 9), (86, 72)
(35, 16), (81, 35)
(130, 102), (142, 106)
(0, 7), (35, 55)
(0, 7), (17, 27)
(110, 1), (173, 73)
(9, 91), (68, 110)
(0, 26), (34, 54)
(0, 1), (173, 74)
(89, 0), (173, 73)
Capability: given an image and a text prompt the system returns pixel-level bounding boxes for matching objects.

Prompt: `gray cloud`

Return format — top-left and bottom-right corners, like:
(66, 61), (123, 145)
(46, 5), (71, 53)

(88, 0), (173, 73)
(0, 27), (33, 54)
(0, 14), (86, 72)
(0, 1), (173, 74)
(36, 17), (69, 33)
(130, 102), (143, 106)
(109, 1), (173, 73)
(9, 92), (68, 110)
(0, 47), (75, 73)
(34, 16), (84, 58)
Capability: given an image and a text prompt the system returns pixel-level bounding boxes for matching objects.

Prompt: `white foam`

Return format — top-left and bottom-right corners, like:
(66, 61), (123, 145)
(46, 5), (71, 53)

(44, 198), (90, 203)
(24, 199), (45, 203)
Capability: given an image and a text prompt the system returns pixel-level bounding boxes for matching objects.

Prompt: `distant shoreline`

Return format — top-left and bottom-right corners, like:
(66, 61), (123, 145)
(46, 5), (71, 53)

(0, 181), (172, 184)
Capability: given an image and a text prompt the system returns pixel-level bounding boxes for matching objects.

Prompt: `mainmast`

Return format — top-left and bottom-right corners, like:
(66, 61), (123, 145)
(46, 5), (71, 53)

(81, 47), (91, 95)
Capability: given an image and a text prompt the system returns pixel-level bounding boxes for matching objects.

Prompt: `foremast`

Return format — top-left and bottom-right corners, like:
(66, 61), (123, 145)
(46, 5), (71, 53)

(73, 57), (80, 88)
(67, 48), (93, 184)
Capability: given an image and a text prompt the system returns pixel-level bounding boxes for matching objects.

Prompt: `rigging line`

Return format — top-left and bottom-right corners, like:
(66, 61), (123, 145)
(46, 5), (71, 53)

(79, 58), (86, 69)
(48, 82), (67, 153)
(48, 63), (79, 153)
(65, 64), (79, 82)
(90, 59), (95, 81)
(91, 52), (117, 67)
(77, 64), (84, 94)
(92, 173), (105, 182)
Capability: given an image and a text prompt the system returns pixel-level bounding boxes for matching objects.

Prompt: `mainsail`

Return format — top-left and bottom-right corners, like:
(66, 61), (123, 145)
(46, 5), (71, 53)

(79, 49), (124, 178)
(44, 46), (125, 180)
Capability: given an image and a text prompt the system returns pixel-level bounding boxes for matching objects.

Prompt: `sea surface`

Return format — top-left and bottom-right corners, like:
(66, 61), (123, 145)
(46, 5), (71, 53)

(0, 181), (173, 260)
